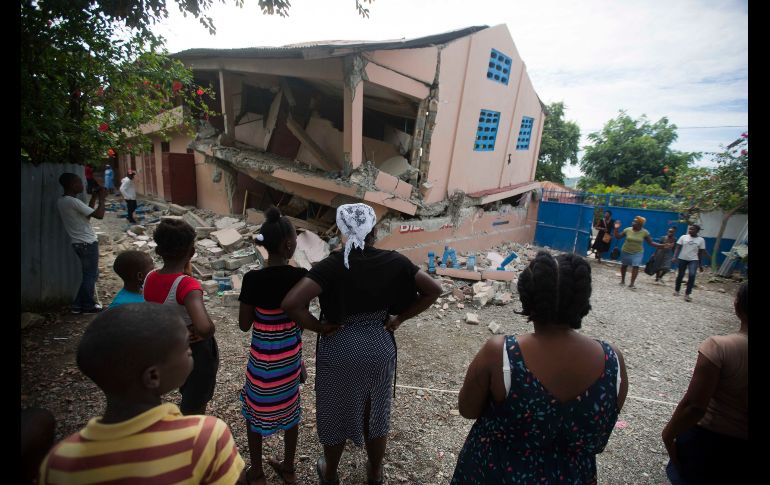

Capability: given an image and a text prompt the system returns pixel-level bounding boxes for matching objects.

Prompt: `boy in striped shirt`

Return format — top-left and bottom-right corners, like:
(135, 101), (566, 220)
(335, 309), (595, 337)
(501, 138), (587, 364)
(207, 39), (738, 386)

(38, 303), (245, 484)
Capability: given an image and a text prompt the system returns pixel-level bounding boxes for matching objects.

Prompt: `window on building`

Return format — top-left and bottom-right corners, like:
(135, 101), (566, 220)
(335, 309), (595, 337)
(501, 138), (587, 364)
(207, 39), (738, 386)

(474, 109), (500, 151)
(487, 49), (512, 85)
(516, 116), (534, 150)
(161, 141), (170, 152)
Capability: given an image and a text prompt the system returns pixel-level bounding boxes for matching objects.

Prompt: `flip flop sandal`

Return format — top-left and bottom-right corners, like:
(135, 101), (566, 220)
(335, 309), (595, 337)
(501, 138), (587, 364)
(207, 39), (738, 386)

(268, 457), (297, 485)
(316, 455), (340, 485)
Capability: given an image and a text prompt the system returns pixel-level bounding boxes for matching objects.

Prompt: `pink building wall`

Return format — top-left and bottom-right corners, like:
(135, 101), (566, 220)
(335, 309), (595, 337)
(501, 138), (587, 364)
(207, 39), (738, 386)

(366, 47), (438, 85)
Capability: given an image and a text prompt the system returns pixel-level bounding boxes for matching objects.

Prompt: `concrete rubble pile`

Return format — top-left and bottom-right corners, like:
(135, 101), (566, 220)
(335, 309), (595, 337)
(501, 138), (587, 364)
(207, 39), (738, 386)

(108, 203), (333, 307)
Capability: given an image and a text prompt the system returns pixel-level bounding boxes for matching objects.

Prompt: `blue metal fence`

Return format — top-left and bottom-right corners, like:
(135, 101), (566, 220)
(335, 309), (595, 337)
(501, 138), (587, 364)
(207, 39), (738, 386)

(536, 189), (686, 263)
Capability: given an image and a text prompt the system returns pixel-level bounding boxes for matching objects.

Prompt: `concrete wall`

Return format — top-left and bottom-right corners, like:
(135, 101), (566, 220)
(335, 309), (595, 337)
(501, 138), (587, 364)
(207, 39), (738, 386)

(194, 152), (232, 215)
(697, 211), (748, 239)
(432, 25), (541, 201)
(366, 47), (438, 85)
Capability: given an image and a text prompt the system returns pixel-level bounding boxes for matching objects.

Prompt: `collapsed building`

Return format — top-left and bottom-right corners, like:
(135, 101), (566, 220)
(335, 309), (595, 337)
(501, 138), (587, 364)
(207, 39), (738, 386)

(117, 25), (545, 263)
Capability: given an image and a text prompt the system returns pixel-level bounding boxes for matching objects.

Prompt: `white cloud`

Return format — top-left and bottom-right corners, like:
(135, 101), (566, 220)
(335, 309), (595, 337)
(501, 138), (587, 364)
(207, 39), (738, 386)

(154, 0), (748, 177)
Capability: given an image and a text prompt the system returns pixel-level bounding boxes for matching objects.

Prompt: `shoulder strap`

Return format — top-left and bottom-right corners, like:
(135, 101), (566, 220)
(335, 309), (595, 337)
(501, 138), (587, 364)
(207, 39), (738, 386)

(165, 275), (187, 304)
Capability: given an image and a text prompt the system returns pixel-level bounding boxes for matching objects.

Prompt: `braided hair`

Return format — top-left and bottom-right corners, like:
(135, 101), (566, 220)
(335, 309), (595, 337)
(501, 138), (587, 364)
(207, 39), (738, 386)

(516, 251), (592, 329)
(255, 206), (295, 254)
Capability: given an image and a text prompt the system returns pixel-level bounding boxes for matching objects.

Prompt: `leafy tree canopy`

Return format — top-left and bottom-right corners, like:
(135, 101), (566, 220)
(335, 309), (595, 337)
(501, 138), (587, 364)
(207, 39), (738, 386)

(21, 0), (374, 166)
(580, 111), (699, 189)
(535, 101), (580, 184)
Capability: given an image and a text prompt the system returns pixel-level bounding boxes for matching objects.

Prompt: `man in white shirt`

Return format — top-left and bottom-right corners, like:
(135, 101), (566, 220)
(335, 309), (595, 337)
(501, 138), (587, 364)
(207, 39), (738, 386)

(673, 224), (710, 302)
(119, 170), (137, 223)
(57, 172), (107, 313)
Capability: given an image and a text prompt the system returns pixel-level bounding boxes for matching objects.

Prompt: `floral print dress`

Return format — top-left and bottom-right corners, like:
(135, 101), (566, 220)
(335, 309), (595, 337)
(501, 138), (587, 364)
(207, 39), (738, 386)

(451, 335), (620, 484)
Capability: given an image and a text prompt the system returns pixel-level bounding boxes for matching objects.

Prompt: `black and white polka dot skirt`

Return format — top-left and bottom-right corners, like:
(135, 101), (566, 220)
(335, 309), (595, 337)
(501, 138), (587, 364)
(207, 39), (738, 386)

(315, 309), (396, 446)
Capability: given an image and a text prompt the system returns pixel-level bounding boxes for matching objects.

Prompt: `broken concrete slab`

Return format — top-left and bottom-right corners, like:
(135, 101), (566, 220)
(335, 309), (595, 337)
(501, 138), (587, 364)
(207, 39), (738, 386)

(231, 274), (243, 291)
(195, 226), (217, 238)
(201, 280), (220, 295)
(246, 209), (266, 225)
(225, 253), (256, 270)
(207, 246), (224, 256)
(161, 215), (185, 222)
(493, 292), (513, 306)
(221, 290), (240, 307)
(169, 204), (189, 215)
(452, 288), (465, 301)
(465, 313), (480, 325)
(210, 258), (226, 270)
(215, 216), (244, 230)
(472, 281), (492, 295)
(481, 270), (515, 282)
(486, 251), (505, 268)
(473, 292), (491, 307)
(211, 227), (243, 251)
(192, 263), (213, 281)
(183, 211), (209, 229)
(196, 238), (218, 248)
(435, 267), (482, 280)
(129, 225), (146, 235)
(488, 321), (502, 334)
(295, 230), (330, 264)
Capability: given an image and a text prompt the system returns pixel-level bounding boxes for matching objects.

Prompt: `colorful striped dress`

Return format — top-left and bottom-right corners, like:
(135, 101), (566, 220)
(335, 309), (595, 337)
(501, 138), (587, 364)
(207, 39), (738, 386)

(238, 265), (308, 436)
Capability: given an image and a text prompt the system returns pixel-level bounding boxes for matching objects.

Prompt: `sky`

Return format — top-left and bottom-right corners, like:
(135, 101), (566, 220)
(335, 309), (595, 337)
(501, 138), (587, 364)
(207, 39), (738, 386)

(153, 0), (748, 178)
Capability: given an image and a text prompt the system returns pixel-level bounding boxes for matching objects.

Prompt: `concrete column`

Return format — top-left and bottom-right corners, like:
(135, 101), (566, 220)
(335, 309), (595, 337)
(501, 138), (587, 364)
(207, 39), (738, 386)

(218, 70), (236, 144)
(343, 59), (364, 174)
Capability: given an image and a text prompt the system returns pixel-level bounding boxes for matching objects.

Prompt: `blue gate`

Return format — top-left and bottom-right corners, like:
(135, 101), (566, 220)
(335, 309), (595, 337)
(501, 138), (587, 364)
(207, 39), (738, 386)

(535, 190), (688, 262)
(534, 200), (594, 253)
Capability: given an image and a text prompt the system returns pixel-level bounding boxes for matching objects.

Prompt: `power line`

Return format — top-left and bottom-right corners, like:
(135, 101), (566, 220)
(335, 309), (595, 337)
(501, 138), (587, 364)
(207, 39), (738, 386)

(583, 125), (747, 132)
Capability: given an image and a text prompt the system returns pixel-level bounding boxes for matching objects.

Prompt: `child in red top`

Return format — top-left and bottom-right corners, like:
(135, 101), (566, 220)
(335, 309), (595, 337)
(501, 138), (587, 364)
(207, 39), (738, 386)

(143, 218), (217, 415)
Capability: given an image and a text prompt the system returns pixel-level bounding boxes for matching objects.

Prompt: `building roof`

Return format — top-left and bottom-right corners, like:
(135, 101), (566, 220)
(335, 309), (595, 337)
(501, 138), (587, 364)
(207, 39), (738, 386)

(171, 26), (489, 60)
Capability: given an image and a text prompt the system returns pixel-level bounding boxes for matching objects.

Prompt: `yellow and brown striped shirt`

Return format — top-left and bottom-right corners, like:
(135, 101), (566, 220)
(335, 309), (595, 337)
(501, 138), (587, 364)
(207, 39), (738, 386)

(39, 403), (244, 484)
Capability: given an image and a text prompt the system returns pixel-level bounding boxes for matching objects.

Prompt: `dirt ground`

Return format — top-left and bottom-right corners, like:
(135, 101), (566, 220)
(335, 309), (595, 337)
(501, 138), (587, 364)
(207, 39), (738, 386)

(21, 197), (744, 484)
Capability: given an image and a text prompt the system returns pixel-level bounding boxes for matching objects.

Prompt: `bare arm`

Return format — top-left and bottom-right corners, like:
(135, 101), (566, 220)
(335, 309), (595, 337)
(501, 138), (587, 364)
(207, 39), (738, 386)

(282, 278), (340, 335)
(384, 270), (442, 332)
(610, 344), (629, 412)
(673, 243), (682, 260)
(661, 352), (720, 463)
(458, 336), (503, 419)
(183, 290), (215, 339)
(613, 223), (626, 240)
(645, 234), (667, 249)
(238, 303), (255, 332)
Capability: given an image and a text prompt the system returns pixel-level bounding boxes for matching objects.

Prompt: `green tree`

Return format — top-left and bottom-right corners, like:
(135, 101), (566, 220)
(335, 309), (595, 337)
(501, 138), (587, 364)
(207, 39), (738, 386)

(21, 0), (374, 166)
(672, 133), (748, 270)
(535, 102), (581, 184)
(580, 111), (699, 189)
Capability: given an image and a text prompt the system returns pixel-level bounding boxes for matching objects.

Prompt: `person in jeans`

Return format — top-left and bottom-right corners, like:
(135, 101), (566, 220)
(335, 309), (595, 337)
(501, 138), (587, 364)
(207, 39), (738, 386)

(57, 172), (107, 314)
(673, 224), (709, 302)
(119, 169), (137, 223)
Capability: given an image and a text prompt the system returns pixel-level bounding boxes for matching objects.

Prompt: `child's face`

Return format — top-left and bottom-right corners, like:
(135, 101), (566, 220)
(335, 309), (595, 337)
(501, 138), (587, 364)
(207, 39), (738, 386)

(157, 322), (193, 394)
(138, 258), (155, 284)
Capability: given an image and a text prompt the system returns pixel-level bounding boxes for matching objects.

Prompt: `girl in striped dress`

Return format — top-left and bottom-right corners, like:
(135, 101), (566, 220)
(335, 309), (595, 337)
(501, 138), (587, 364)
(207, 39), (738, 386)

(236, 207), (310, 485)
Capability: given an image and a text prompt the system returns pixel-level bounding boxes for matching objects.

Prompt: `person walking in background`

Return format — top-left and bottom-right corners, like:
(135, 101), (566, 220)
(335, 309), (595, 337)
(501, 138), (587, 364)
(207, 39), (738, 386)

(673, 224), (709, 302)
(591, 210), (614, 262)
(119, 169), (137, 223)
(57, 172), (107, 314)
(613, 215), (672, 289)
(451, 251), (628, 484)
(103, 164), (114, 195)
(662, 283), (747, 484)
(84, 163), (98, 195)
(646, 226), (678, 284)
(282, 203), (441, 485)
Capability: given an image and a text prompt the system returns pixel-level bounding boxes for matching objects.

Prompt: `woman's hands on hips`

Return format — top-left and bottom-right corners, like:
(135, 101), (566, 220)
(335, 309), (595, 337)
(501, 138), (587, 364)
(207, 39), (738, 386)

(385, 315), (402, 332)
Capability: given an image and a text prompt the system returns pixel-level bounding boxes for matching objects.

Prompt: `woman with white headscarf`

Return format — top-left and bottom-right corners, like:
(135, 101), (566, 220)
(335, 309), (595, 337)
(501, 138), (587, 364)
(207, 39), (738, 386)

(282, 203), (441, 485)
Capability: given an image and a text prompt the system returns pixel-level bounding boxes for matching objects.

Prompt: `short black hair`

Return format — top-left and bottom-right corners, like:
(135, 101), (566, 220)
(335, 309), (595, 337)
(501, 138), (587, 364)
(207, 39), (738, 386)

(76, 303), (185, 394)
(113, 250), (152, 281)
(736, 282), (748, 316)
(255, 206), (295, 253)
(604, 210), (612, 216)
(58, 173), (80, 189)
(153, 219), (196, 261)
(516, 251), (592, 329)
(690, 224), (701, 231)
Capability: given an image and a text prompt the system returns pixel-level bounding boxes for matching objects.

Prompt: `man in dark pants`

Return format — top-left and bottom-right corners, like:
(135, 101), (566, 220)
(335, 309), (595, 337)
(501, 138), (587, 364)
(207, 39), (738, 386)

(119, 169), (137, 223)
(673, 224), (709, 302)
(56, 172), (107, 313)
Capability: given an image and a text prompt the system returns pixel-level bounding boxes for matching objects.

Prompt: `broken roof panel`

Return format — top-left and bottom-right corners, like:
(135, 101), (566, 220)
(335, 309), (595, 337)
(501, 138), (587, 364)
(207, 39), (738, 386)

(171, 25), (489, 60)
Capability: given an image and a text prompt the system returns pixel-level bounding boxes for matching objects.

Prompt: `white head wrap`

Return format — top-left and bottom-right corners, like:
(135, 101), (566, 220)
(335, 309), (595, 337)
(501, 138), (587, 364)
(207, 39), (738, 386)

(336, 203), (377, 269)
